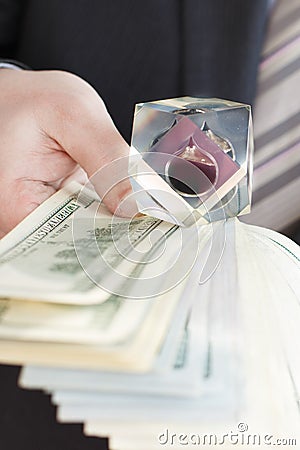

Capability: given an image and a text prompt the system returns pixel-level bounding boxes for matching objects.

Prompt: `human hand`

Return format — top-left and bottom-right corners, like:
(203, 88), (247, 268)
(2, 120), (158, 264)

(0, 69), (134, 237)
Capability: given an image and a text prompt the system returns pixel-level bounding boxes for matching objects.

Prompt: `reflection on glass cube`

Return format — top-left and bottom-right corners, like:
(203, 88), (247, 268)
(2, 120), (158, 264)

(130, 97), (253, 226)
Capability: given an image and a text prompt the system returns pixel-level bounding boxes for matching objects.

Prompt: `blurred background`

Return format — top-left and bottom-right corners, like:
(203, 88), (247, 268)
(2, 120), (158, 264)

(243, 0), (300, 244)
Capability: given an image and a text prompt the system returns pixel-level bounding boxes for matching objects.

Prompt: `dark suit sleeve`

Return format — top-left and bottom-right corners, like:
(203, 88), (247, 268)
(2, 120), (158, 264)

(0, 0), (26, 58)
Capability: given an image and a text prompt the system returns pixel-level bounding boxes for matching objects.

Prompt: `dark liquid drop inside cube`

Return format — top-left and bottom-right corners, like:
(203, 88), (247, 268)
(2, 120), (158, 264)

(166, 156), (217, 196)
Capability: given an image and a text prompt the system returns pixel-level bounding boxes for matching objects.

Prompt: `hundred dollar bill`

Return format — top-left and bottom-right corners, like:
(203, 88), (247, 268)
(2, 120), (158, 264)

(0, 181), (214, 370)
(19, 269), (206, 396)
(0, 279), (186, 371)
(0, 235), (194, 370)
(20, 320), (196, 398)
(0, 182), (182, 304)
(57, 222), (300, 446)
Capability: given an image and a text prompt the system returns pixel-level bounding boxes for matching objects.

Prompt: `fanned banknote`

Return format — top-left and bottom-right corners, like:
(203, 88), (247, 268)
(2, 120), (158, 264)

(0, 181), (207, 304)
(0, 181), (299, 450)
(20, 220), (300, 450)
(0, 182), (215, 371)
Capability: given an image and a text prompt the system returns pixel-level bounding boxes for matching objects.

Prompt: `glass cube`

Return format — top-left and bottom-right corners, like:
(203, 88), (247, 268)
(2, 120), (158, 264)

(129, 97), (253, 226)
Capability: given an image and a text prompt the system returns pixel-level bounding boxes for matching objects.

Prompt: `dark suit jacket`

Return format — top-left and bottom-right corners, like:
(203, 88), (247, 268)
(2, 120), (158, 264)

(1, 0), (269, 140)
(0, 1), (268, 449)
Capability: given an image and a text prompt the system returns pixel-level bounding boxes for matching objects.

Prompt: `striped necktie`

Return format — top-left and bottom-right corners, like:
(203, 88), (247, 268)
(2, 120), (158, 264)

(243, 0), (300, 232)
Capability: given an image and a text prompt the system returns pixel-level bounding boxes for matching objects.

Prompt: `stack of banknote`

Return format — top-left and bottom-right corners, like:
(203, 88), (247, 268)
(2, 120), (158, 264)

(0, 182), (299, 449)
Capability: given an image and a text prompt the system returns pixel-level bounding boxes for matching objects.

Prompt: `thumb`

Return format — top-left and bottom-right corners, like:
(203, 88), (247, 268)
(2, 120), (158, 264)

(40, 84), (137, 216)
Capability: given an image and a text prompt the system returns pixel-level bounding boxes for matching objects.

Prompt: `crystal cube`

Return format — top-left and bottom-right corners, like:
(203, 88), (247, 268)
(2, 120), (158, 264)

(129, 97), (253, 226)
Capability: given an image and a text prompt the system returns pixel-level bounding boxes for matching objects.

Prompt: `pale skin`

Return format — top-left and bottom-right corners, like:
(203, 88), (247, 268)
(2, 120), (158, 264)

(0, 69), (134, 238)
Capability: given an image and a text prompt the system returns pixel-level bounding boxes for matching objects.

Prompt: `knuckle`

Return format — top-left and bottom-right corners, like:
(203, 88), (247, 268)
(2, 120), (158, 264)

(55, 85), (106, 124)
(34, 70), (110, 138)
